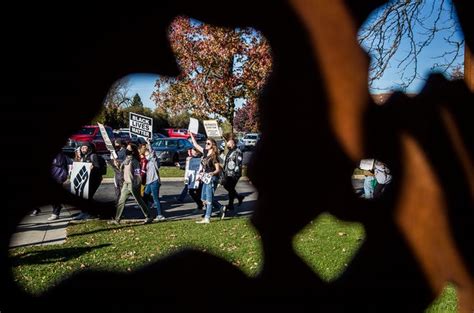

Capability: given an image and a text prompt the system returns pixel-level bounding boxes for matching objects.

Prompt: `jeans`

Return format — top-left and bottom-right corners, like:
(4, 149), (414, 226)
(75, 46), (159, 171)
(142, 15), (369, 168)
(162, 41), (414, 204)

(144, 180), (162, 216)
(201, 176), (218, 219)
(115, 182), (151, 221)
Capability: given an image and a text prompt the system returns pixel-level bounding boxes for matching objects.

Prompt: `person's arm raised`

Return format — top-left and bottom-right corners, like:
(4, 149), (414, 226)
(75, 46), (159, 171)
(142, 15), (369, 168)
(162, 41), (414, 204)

(189, 132), (204, 154)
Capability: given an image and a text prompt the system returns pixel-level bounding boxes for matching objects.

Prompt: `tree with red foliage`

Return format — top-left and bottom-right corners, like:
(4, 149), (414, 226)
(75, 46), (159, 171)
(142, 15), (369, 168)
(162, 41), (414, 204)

(151, 16), (271, 130)
(234, 100), (259, 133)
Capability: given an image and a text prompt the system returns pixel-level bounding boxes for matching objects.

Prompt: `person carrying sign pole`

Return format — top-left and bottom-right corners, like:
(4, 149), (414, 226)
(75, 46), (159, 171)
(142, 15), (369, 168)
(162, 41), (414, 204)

(108, 143), (153, 225)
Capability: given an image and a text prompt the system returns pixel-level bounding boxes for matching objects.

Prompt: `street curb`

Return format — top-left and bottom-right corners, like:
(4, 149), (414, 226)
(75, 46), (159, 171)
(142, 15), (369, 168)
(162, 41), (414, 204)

(101, 176), (250, 183)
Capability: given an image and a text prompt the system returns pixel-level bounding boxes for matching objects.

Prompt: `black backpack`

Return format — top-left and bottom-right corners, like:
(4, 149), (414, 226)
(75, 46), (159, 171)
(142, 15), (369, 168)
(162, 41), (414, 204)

(90, 154), (107, 176)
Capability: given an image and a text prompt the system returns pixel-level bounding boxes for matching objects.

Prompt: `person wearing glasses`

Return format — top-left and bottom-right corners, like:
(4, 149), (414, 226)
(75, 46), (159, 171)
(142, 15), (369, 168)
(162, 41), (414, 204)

(189, 133), (224, 223)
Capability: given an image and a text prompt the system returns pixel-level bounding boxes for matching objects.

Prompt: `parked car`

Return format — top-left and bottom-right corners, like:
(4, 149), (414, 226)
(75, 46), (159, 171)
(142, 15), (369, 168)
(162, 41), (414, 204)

(164, 128), (206, 141)
(65, 125), (115, 154)
(113, 129), (148, 145)
(241, 133), (260, 151)
(151, 138), (194, 165)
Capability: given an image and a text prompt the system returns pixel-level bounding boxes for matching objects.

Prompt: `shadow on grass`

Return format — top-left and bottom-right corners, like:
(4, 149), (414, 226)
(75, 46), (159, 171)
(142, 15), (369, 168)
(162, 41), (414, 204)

(68, 223), (142, 238)
(10, 244), (111, 266)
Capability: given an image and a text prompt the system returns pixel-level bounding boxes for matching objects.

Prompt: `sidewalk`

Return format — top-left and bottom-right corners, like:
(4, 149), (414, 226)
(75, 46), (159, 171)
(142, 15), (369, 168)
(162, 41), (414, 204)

(9, 179), (256, 250)
(9, 205), (81, 249)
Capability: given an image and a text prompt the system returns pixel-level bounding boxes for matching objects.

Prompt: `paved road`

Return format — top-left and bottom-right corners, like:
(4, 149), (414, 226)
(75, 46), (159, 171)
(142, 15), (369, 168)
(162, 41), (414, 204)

(10, 179), (257, 248)
(94, 179), (257, 220)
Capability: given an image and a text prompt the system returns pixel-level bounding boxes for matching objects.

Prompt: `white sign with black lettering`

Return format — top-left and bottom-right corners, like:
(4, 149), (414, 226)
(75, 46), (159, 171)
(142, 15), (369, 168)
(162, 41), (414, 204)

(70, 162), (92, 199)
(203, 120), (221, 138)
(97, 122), (117, 159)
(129, 112), (153, 139)
(185, 157), (202, 189)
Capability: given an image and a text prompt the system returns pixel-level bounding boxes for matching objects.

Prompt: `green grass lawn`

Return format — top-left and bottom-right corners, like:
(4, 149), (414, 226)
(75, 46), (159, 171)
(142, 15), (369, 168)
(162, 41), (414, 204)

(9, 214), (456, 311)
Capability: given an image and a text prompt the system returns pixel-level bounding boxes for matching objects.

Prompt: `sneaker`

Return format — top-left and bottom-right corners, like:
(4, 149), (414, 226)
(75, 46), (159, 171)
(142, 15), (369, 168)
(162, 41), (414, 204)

(196, 218), (210, 224)
(72, 212), (91, 221)
(220, 205), (227, 220)
(47, 214), (59, 221)
(30, 209), (41, 216)
(143, 217), (153, 224)
(107, 219), (120, 225)
(154, 215), (166, 222)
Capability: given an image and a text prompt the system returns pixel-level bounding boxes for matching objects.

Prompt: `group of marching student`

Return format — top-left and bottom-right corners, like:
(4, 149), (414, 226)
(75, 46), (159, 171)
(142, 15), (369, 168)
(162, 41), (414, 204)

(31, 133), (245, 225)
(108, 132), (245, 224)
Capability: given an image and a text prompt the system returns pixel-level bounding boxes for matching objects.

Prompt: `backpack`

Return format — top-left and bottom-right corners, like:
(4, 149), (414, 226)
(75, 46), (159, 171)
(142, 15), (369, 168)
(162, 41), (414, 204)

(91, 154), (107, 176)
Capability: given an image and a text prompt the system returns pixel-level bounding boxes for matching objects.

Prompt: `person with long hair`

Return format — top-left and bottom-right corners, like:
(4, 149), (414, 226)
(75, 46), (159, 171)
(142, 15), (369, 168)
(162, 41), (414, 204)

(108, 143), (153, 225)
(189, 134), (223, 223)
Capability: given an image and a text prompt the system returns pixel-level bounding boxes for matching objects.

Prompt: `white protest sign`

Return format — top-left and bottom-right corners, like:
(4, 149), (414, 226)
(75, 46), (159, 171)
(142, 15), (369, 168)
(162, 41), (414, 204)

(203, 120), (221, 138)
(185, 157), (202, 189)
(97, 122), (117, 159)
(359, 159), (375, 171)
(129, 112), (153, 139)
(70, 162), (92, 199)
(188, 117), (199, 135)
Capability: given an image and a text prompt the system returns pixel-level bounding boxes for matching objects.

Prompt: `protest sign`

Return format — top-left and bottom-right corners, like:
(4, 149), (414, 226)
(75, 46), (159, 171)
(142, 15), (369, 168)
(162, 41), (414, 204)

(203, 120), (221, 138)
(129, 112), (153, 139)
(97, 122), (117, 159)
(70, 162), (92, 199)
(185, 157), (202, 189)
(188, 117), (199, 135)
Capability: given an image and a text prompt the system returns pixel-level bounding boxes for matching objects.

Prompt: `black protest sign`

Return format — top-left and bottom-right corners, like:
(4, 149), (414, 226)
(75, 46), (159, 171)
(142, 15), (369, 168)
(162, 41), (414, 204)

(129, 112), (153, 139)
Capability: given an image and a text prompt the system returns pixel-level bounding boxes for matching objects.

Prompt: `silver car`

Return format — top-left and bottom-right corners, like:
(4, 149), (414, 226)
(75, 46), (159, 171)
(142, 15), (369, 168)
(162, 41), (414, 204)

(241, 133), (260, 150)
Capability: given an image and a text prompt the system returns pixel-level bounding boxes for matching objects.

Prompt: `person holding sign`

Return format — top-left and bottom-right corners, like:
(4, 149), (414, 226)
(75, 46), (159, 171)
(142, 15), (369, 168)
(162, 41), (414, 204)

(186, 148), (204, 213)
(189, 133), (224, 223)
(72, 142), (104, 220)
(109, 143), (153, 225)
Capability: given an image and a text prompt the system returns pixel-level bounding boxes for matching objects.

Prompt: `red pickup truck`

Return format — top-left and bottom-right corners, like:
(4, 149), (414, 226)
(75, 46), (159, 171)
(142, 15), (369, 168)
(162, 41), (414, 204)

(165, 128), (206, 141)
(65, 125), (115, 154)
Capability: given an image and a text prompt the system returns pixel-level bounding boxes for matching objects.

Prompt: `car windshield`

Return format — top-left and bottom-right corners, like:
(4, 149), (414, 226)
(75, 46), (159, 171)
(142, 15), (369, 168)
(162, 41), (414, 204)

(245, 135), (258, 140)
(76, 127), (95, 135)
(152, 140), (178, 148)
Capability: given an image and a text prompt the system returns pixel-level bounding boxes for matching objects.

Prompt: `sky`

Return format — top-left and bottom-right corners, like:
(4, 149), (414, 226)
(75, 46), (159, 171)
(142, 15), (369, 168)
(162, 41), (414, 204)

(121, 0), (465, 110)
(360, 0), (465, 93)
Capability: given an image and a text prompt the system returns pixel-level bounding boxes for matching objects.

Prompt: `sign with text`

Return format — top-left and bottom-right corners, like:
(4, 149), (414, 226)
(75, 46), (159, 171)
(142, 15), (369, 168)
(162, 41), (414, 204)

(359, 159), (375, 171)
(203, 120), (221, 138)
(97, 122), (117, 159)
(129, 112), (153, 139)
(188, 117), (199, 135)
(70, 162), (92, 199)
(185, 157), (202, 189)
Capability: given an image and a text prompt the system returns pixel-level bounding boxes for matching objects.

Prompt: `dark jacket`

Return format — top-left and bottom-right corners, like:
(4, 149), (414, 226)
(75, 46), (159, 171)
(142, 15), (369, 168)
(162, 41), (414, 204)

(223, 148), (243, 178)
(51, 153), (69, 184)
